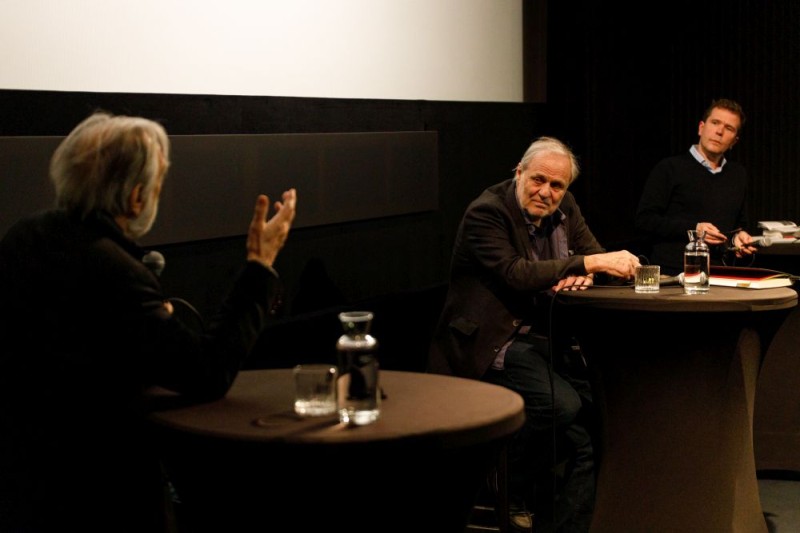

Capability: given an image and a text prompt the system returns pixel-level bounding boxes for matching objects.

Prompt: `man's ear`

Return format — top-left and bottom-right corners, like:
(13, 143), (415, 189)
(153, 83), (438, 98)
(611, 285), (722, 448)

(730, 136), (739, 150)
(128, 183), (145, 217)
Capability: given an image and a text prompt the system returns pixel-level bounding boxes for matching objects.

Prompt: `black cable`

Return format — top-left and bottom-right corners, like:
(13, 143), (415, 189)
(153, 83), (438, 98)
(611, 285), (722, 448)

(167, 297), (206, 333)
(546, 282), (600, 529)
(721, 247), (757, 268)
(546, 291), (558, 528)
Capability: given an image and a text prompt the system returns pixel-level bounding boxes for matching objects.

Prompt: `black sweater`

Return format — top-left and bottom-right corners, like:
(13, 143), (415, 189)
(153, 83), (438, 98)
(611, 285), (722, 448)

(635, 152), (749, 274)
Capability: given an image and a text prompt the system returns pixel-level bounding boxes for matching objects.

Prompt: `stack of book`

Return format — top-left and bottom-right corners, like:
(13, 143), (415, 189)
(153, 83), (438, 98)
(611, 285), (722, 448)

(758, 221), (800, 244)
(709, 266), (794, 289)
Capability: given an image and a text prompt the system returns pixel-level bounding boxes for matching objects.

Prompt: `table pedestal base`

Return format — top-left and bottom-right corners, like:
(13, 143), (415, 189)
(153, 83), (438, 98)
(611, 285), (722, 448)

(575, 313), (770, 533)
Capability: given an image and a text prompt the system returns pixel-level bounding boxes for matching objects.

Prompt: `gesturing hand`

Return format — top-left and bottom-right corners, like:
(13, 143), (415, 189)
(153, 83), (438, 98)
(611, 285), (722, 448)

(246, 189), (297, 268)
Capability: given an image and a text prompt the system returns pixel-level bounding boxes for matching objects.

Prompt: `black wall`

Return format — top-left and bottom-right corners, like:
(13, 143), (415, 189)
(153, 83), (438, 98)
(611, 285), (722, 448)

(0, 90), (550, 367)
(3, 0), (798, 368)
(547, 1), (800, 252)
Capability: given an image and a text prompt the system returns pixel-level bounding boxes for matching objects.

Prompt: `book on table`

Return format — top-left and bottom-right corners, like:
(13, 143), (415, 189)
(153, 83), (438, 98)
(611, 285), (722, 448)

(758, 220), (799, 234)
(709, 266), (794, 289)
(758, 220), (800, 241)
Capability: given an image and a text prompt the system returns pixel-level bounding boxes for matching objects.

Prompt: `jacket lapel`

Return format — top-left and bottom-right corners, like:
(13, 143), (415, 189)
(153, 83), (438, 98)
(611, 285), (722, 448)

(504, 180), (533, 260)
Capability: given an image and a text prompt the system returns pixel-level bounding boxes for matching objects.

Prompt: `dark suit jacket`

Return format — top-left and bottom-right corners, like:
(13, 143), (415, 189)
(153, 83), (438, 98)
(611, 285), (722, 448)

(0, 209), (280, 532)
(428, 179), (604, 380)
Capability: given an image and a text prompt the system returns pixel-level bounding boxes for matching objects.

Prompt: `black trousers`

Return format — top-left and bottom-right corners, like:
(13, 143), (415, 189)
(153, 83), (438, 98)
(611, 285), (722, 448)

(484, 335), (595, 533)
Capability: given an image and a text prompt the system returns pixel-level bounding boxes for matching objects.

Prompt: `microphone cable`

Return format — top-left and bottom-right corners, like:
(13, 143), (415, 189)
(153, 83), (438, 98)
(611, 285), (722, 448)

(547, 276), (603, 528)
(167, 297), (206, 333)
(546, 289), (559, 528)
(143, 250), (206, 333)
(721, 244), (758, 267)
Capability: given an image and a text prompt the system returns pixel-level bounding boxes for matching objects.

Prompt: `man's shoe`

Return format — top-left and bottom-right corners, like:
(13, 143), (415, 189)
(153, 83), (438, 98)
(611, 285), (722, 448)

(508, 504), (533, 533)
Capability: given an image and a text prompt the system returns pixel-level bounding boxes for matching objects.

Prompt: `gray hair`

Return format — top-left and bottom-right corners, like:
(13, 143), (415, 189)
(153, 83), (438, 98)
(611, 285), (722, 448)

(517, 136), (580, 182)
(50, 112), (170, 219)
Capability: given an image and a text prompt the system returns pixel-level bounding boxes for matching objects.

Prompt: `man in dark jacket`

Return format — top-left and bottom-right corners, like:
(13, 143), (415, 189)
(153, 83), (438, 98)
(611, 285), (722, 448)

(0, 112), (297, 532)
(429, 137), (638, 532)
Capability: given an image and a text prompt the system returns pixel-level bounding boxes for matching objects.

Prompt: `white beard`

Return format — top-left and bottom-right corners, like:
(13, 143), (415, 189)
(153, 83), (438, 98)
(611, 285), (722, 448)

(127, 198), (159, 240)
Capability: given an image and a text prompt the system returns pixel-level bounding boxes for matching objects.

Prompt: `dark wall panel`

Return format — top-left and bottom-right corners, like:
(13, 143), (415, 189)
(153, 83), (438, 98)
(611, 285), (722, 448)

(0, 90), (547, 317)
(0, 136), (60, 235)
(0, 131), (438, 246)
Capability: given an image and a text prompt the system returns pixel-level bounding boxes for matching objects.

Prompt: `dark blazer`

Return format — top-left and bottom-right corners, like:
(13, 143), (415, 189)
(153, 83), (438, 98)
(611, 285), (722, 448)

(428, 179), (604, 380)
(0, 209), (280, 532)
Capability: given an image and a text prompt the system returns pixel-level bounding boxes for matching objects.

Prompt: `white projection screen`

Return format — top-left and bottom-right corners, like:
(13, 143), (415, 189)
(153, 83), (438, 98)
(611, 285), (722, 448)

(0, 0), (523, 103)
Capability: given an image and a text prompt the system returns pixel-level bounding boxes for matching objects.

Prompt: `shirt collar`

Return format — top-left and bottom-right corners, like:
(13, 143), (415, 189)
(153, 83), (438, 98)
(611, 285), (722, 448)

(520, 204), (565, 236)
(690, 144), (726, 174)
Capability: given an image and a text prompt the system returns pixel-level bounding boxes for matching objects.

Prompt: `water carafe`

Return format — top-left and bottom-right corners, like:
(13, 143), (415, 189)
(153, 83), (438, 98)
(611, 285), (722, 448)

(336, 311), (380, 425)
(683, 229), (710, 294)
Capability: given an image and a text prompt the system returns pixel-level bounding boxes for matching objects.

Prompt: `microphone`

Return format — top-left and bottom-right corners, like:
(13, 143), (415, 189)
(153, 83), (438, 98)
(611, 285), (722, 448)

(142, 250), (166, 277)
(142, 249), (205, 330)
(726, 235), (772, 252)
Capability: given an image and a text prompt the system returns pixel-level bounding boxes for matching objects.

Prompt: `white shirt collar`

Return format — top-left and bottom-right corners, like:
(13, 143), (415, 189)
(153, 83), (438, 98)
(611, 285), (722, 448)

(690, 144), (726, 174)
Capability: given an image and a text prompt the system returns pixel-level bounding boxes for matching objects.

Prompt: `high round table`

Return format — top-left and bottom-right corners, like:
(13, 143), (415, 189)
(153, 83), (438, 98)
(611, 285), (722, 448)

(750, 247), (800, 473)
(147, 369), (524, 533)
(554, 284), (797, 533)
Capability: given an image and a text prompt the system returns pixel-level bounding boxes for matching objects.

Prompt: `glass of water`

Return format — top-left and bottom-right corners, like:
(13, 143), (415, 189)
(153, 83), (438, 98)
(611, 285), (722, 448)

(293, 364), (338, 416)
(635, 265), (660, 293)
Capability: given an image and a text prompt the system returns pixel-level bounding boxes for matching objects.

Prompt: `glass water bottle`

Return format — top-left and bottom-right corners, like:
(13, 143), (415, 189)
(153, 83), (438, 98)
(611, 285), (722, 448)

(336, 311), (380, 426)
(683, 229), (710, 294)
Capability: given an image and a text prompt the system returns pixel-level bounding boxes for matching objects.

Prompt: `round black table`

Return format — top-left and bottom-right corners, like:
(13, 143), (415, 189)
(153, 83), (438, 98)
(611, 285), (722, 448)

(750, 244), (800, 473)
(555, 285), (797, 533)
(757, 242), (800, 257)
(147, 369), (524, 533)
